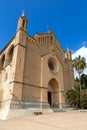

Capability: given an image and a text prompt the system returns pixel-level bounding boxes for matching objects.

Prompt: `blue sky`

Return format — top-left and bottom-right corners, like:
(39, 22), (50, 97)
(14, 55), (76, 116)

(0, 0), (87, 52)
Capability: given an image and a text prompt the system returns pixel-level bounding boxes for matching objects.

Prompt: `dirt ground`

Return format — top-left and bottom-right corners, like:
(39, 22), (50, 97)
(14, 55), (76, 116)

(0, 111), (87, 130)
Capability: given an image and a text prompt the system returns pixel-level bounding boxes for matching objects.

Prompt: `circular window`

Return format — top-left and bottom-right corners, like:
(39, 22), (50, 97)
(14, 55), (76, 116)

(48, 62), (54, 70)
(48, 58), (58, 73)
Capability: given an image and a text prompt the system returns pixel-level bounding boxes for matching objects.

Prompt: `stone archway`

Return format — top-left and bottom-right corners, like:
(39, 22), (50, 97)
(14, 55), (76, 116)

(48, 78), (59, 108)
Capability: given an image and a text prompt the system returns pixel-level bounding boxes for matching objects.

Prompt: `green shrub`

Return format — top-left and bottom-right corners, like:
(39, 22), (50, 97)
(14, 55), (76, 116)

(80, 94), (87, 109)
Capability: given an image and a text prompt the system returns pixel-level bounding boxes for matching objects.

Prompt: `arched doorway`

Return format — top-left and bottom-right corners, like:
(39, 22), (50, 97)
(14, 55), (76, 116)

(48, 79), (59, 108)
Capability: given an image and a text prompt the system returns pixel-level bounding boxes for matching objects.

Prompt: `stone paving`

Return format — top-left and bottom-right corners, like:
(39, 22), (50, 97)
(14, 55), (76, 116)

(0, 111), (87, 130)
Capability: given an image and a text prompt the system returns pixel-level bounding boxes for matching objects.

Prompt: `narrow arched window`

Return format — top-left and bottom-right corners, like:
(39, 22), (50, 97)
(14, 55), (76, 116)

(8, 46), (14, 64)
(0, 55), (5, 71)
(22, 19), (25, 28)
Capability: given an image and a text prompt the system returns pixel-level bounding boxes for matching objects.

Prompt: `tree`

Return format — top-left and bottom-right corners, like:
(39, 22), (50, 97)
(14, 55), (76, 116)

(66, 85), (80, 108)
(73, 55), (86, 81)
(80, 74), (87, 89)
(73, 55), (86, 91)
(66, 85), (87, 109)
(75, 74), (87, 89)
(66, 56), (87, 109)
(75, 77), (79, 82)
(80, 94), (87, 109)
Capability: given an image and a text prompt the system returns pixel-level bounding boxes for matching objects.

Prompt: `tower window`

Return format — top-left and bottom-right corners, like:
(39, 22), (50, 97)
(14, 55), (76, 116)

(22, 19), (25, 28)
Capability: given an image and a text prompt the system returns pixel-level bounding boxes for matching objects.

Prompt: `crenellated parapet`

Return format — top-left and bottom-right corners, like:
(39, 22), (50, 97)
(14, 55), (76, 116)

(34, 32), (64, 58)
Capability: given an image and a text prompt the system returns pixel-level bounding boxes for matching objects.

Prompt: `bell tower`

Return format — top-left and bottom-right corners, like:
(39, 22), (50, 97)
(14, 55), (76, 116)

(17, 10), (27, 32)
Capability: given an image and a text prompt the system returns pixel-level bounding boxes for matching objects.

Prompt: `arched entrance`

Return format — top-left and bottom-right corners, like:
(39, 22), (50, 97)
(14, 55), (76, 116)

(48, 79), (59, 108)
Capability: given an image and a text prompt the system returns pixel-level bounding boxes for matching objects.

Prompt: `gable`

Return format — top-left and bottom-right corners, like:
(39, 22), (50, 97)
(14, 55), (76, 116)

(34, 32), (64, 58)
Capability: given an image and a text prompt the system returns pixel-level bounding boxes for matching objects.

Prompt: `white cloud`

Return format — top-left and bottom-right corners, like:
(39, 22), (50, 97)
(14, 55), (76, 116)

(81, 41), (87, 46)
(72, 46), (87, 78)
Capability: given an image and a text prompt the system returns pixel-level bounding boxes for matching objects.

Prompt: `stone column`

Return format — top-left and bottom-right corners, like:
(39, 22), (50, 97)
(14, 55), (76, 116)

(59, 90), (65, 109)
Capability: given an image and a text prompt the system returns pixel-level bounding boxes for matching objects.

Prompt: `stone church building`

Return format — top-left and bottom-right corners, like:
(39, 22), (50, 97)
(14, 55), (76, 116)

(0, 12), (74, 119)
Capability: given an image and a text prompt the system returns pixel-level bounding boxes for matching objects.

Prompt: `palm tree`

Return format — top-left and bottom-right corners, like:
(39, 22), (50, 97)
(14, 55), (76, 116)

(72, 55), (86, 108)
(66, 84), (87, 109)
(66, 85), (80, 108)
(73, 55), (86, 84)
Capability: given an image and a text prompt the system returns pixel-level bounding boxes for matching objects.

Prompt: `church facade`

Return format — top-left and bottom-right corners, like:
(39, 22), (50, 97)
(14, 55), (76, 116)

(0, 12), (74, 119)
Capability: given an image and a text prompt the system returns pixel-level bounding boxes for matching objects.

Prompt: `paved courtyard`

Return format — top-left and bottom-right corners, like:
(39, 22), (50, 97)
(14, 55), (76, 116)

(0, 111), (87, 130)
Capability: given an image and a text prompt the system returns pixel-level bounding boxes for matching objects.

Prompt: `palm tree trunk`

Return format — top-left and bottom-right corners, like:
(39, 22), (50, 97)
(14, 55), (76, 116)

(78, 73), (81, 108)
